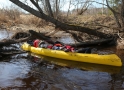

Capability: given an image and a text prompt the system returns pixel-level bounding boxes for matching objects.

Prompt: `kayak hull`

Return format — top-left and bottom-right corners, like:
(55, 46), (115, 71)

(21, 43), (122, 66)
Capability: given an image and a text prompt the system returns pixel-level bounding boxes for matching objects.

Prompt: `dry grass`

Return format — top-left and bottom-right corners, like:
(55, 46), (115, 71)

(0, 10), (49, 29)
(0, 13), (8, 23)
(19, 15), (49, 27)
(0, 7), (116, 30)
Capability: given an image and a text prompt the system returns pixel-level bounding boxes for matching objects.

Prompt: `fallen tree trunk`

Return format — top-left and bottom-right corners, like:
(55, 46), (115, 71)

(9, 0), (114, 38)
(28, 30), (116, 47)
(70, 38), (115, 47)
(0, 50), (27, 58)
(29, 30), (55, 44)
(0, 32), (30, 47)
(0, 30), (116, 47)
(0, 38), (29, 46)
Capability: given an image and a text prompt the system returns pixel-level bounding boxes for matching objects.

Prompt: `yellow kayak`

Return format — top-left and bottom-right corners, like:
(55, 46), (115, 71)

(21, 43), (122, 66)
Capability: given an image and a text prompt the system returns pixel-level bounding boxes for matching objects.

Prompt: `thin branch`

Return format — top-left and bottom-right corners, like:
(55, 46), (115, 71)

(30, 0), (43, 13)
(106, 0), (121, 28)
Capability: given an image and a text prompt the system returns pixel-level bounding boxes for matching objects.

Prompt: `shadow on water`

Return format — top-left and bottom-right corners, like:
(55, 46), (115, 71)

(1, 30), (124, 89)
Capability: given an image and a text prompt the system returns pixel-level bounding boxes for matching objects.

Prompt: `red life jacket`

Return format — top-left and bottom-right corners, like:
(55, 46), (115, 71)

(54, 44), (62, 47)
(33, 39), (40, 47)
(65, 45), (71, 49)
(65, 45), (75, 52)
(47, 45), (53, 49)
(70, 47), (75, 52)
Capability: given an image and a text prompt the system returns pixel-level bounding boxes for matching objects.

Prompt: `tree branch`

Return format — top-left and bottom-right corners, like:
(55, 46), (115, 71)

(9, 0), (114, 38)
(106, 0), (121, 28)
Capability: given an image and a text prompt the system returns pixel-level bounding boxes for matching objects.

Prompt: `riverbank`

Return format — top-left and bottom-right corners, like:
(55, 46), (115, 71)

(0, 14), (124, 49)
(0, 15), (116, 38)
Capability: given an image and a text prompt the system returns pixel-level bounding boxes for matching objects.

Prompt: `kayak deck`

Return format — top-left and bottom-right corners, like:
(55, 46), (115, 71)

(21, 43), (122, 66)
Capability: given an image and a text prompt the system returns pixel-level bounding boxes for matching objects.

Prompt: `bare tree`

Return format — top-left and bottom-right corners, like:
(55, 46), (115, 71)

(77, 0), (92, 15)
(67, 0), (71, 17)
(9, 0), (114, 39)
(120, 0), (124, 28)
(106, 0), (124, 32)
(45, 0), (54, 17)
(54, 0), (60, 19)
(102, 0), (104, 15)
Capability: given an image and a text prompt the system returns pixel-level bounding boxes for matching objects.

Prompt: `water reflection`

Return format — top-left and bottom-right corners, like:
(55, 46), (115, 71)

(28, 53), (124, 90)
(0, 55), (32, 88)
(0, 53), (123, 89)
(31, 53), (121, 74)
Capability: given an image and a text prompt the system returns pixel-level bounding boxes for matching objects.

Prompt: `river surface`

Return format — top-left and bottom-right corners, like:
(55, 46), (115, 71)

(0, 30), (124, 90)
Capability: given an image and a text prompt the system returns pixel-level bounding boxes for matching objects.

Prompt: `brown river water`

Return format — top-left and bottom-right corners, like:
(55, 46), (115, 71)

(0, 30), (124, 90)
